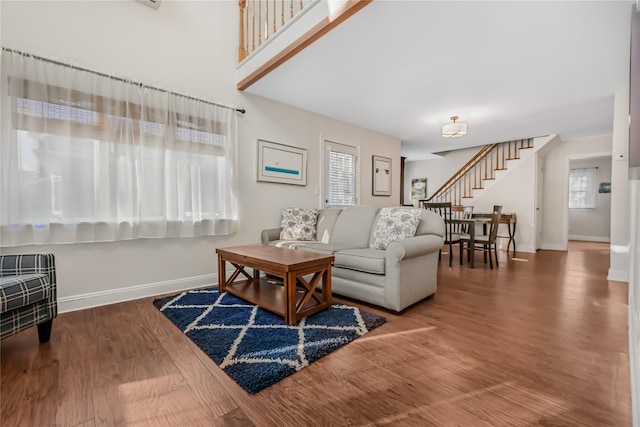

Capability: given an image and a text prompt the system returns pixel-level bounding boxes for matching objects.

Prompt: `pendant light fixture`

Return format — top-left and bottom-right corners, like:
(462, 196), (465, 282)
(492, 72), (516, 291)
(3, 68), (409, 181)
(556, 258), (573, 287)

(442, 115), (468, 138)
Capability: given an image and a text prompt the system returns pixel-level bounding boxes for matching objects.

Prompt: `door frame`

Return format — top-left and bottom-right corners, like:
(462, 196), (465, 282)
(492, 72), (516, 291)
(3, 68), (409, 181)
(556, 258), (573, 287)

(561, 151), (612, 250)
(319, 135), (361, 209)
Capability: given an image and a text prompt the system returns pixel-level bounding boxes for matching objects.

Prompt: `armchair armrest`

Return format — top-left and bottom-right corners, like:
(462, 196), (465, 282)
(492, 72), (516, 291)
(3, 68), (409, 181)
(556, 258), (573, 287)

(0, 254), (56, 286)
(261, 228), (281, 244)
(386, 235), (444, 261)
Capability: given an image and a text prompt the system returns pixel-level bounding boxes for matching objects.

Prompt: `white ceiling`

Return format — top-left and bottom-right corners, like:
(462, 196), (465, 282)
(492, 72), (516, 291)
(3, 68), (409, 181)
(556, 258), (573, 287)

(244, 1), (634, 161)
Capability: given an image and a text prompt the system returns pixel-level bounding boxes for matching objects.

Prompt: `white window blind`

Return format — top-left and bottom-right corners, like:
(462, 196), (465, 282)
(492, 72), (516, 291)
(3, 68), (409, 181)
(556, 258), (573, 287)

(568, 167), (597, 209)
(325, 142), (357, 208)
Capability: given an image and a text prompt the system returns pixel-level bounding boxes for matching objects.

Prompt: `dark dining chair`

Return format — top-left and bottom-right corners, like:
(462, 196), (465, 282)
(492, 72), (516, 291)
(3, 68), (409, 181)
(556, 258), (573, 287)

(421, 201), (461, 267)
(461, 205), (502, 268)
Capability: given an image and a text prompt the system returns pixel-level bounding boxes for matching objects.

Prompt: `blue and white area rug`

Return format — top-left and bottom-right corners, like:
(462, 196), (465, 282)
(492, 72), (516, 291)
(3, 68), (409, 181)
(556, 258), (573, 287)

(153, 287), (386, 394)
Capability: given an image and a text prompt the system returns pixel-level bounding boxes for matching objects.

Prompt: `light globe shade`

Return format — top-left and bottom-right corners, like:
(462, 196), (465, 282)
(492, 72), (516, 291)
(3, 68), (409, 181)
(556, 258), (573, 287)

(442, 116), (468, 138)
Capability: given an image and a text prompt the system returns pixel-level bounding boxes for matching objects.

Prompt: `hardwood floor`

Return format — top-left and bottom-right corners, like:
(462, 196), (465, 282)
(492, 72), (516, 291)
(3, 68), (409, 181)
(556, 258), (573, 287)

(1, 241), (631, 426)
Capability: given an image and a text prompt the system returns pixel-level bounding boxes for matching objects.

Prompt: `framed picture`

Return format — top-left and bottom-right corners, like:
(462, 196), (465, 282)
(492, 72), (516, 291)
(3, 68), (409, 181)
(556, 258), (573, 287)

(411, 178), (427, 199)
(257, 139), (307, 186)
(598, 182), (611, 193)
(372, 155), (392, 196)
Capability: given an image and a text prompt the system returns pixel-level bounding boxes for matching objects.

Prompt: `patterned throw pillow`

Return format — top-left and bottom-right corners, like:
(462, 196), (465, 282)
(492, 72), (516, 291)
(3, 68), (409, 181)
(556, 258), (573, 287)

(279, 208), (319, 241)
(369, 207), (422, 250)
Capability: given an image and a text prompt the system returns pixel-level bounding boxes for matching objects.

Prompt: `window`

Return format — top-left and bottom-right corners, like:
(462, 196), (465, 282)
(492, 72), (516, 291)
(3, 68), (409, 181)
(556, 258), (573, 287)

(1, 50), (238, 246)
(324, 141), (358, 208)
(568, 168), (597, 209)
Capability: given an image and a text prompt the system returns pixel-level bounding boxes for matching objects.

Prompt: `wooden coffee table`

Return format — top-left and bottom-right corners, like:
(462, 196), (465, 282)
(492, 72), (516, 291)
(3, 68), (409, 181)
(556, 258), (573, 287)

(216, 244), (334, 326)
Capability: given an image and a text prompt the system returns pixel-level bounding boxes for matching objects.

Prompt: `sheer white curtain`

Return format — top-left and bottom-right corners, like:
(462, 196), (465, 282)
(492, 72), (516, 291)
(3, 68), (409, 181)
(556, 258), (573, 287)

(0, 50), (237, 246)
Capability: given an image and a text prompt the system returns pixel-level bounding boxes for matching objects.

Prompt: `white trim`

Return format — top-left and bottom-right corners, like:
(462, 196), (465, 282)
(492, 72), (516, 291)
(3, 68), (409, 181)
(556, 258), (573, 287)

(513, 244), (536, 254)
(539, 243), (567, 251)
(630, 301), (639, 427)
(562, 152), (613, 256)
(320, 135), (361, 208)
(58, 273), (217, 313)
(568, 235), (611, 243)
(607, 268), (629, 282)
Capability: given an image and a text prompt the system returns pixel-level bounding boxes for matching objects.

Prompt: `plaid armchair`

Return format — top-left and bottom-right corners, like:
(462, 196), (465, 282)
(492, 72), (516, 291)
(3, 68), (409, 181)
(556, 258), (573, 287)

(0, 254), (57, 343)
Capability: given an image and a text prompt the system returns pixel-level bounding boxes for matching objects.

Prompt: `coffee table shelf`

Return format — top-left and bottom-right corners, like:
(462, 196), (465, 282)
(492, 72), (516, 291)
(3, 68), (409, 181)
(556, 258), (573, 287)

(225, 278), (322, 317)
(216, 244), (334, 325)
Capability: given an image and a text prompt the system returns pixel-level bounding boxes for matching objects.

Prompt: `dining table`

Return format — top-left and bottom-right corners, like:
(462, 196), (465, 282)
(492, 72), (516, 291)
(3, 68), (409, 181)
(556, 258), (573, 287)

(447, 217), (490, 268)
(472, 212), (517, 256)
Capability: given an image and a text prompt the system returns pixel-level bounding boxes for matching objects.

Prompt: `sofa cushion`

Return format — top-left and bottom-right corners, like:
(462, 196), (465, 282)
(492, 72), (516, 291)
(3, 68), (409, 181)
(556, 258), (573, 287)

(369, 207), (422, 250)
(0, 274), (51, 313)
(297, 243), (362, 255)
(279, 207), (318, 241)
(334, 248), (386, 275)
(316, 208), (342, 243)
(269, 240), (313, 249)
(330, 205), (378, 248)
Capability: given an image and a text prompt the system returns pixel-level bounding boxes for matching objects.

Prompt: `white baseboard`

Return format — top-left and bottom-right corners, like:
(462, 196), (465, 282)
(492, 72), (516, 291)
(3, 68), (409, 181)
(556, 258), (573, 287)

(608, 268), (629, 283)
(539, 243), (567, 251)
(58, 273), (218, 313)
(513, 245), (536, 254)
(568, 235), (610, 243)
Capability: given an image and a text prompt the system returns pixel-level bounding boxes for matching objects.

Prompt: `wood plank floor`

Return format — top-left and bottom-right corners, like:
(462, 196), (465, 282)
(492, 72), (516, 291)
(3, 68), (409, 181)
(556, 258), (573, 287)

(1, 241), (631, 426)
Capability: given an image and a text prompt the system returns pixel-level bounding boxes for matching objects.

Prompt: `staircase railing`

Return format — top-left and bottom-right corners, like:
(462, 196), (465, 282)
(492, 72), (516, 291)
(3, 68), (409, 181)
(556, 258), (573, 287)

(238, 0), (315, 62)
(427, 138), (533, 206)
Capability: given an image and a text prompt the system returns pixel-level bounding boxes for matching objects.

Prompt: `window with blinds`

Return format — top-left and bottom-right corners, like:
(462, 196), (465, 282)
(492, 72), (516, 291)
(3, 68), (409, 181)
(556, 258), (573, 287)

(325, 141), (358, 208)
(568, 167), (597, 209)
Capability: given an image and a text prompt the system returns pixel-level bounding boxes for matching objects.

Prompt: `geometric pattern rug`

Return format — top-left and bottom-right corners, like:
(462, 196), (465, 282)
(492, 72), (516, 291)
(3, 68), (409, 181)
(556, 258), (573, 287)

(153, 287), (386, 394)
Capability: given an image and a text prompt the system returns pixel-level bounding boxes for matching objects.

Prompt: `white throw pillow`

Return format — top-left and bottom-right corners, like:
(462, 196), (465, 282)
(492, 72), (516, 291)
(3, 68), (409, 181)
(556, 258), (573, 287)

(369, 207), (422, 250)
(279, 207), (318, 241)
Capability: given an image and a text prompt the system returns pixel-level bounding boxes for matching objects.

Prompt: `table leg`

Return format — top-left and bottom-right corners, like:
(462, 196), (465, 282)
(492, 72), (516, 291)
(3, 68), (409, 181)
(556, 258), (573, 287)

(510, 222), (517, 256)
(323, 265), (332, 309)
(285, 271), (297, 326)
(470, 225), (475, 268)
(218, 255), (226, 292)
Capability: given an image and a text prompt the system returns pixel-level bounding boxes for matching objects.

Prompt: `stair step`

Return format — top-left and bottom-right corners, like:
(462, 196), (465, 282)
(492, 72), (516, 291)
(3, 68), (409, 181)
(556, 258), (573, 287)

(472, 187), (483, 190)
(506, 156), (520, 160)
(494, 168), (507, 171)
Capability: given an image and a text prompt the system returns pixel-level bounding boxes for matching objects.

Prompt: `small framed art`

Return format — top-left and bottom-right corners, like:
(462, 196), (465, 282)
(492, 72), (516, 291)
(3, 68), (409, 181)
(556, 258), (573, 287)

(372, 155), (392, 196)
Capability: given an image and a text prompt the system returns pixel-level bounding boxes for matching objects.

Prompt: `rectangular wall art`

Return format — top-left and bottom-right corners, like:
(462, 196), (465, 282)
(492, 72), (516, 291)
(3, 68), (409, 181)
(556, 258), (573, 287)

(411, 178), (427, 199)
(257, 139), (307, 186)
(372, 155), (392, 196)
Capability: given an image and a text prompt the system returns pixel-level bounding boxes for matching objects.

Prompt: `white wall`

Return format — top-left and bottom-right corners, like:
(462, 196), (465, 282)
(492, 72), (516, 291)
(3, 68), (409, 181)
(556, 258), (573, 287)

(403, 137), (555, 254)
(0, 0), (400, 311)
(568, 157), (612, 241)
(610, 87), (630, 282)
(471, 151), (537, 253)
(540, 135), (613, 251)
(404, 148), (473, 203)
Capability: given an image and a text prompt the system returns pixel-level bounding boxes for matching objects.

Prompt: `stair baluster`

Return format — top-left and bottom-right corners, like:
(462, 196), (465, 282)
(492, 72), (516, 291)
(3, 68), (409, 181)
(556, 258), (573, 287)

(425, 138), (535, 207)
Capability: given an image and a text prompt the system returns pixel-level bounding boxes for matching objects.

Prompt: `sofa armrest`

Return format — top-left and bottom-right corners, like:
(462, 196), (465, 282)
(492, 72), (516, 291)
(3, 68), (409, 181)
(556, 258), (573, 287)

(386, 235), (444, 261)
(0, 254), (56, 286)
(261, 228), (282, 244)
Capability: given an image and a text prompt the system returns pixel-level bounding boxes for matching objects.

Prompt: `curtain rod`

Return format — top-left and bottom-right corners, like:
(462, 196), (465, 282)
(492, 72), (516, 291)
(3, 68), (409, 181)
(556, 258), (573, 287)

(1, 47), (246, 114)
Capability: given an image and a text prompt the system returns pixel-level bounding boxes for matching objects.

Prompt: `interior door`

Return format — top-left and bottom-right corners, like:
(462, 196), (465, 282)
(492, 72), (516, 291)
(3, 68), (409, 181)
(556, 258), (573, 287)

(535, 154), (544, 250)
(322, 139), (358, 208)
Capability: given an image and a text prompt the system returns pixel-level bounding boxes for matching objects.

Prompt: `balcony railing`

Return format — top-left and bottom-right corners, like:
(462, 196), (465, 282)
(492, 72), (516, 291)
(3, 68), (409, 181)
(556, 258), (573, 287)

(238, 0), (315, 62)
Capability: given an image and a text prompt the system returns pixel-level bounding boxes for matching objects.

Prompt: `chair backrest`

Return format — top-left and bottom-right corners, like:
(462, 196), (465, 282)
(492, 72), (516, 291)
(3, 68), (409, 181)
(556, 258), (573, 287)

(450, 205), (472, 234)
(487, 205), (503, 243)
(422, 202), (453, 241)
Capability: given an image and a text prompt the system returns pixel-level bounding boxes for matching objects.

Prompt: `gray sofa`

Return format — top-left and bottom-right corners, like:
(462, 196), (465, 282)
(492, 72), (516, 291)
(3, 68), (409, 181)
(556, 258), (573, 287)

(261, 206), (445, 312)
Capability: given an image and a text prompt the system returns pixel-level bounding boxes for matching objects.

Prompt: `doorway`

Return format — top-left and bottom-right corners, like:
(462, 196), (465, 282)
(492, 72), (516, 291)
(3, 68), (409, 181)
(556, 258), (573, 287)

(562, 153), (612, 249)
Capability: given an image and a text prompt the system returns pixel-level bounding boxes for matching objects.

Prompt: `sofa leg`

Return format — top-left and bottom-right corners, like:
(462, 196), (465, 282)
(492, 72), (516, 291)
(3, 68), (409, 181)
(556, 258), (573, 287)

(37, 319), (53, 343)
